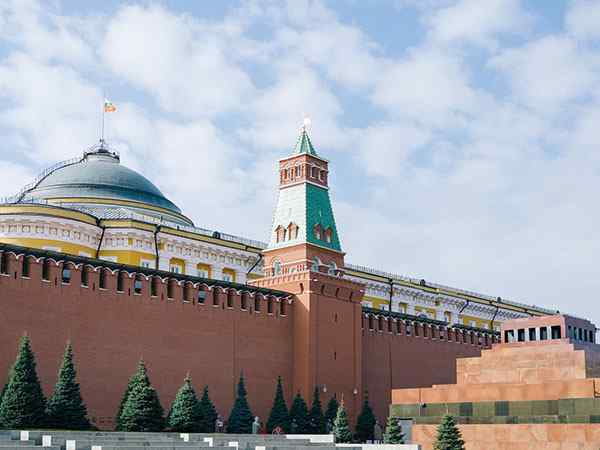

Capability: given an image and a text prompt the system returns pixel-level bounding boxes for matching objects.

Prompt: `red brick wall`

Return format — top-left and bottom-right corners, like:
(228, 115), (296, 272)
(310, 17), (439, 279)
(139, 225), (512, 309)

(362, 320), (486, 424)
(0, 254), (293, 429)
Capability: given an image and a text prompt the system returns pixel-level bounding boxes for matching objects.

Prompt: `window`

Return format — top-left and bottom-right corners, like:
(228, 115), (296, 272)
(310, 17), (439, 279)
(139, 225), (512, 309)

(151, 277), (158, 297)
(170, 265), (180, 274)
(328, 262), (337, 276)
(552, 326), (562, 339)
(99, 268), (107, 289)
(529, 328), (536, 341)
(197, 264), (210, 278)
(62, 266), (71, 284)
(222, 269), (235, 283)
(324, 227), (332, 244)
(517, 328), (525, 342)
(134, 276), (142, 295)
(141, 260), (151, 268)
(311, 166), (318, 178)
(311, 257), (320, 272)
(504, 330), (514, 343)
(81, 267), (88, 287)
(273, 259), (282, 275)
(0, 252), (7, 275)
(22, 257), (30, 278)
(314, 224), (322, 240)
(540, 327), (548, 340)
(117, 271), (125, 292)
(198, 289), (206, 304)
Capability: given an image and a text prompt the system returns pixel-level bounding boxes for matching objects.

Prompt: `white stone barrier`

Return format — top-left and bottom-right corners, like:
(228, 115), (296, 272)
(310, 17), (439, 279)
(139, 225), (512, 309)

(66, 439), (76, 450)
(203, 437), (214, 447)
(285, 434), (335, 443)
(180, 433), (190, 442)
(42, 435), (52, 447)
(20, 431), (29, 441)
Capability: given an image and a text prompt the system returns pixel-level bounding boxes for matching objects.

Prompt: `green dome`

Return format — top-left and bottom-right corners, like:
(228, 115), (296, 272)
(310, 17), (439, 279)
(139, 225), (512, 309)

(23, 149), (191, 225)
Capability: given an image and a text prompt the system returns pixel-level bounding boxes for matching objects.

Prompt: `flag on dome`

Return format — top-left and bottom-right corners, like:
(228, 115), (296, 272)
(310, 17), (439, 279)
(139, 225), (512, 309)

(104, 99), (116, 112)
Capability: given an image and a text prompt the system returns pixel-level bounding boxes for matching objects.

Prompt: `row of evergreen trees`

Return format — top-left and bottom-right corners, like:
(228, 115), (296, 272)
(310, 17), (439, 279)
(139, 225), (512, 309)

(0, 335), (407, 442)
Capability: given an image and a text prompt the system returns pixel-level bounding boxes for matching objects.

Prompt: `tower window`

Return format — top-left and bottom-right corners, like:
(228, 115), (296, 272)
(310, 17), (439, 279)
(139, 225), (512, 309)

(311, 166), (318, 178)
(273, 259), (282, 275)
(314, 224), (322, 240)
(328, 262), (337, 276)
(311, 257), (320, 272)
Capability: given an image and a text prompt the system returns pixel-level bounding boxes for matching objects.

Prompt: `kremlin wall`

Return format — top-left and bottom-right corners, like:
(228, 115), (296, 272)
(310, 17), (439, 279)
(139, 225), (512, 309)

(0, 128), (568, 431)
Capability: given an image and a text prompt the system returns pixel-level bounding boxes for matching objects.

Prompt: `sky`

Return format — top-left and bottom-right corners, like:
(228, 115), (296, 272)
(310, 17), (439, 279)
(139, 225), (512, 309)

(1, 0), (600, 321)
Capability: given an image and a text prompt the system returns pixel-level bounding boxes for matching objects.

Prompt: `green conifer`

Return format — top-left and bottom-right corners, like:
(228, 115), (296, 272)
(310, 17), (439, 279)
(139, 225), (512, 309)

(199, 386), (218, 432)
(46, 342), (90, 429)
(383, 415), (405, 444)
(289, 391), (309, 434)
(266, 376), (290, 433)
(324, 395), (339, 432)
(332, 399), (352, 443)
(227, 374), (254, 433)
(118, 360), (164, 432)
(115, 359), (148, 430)
(308, 386), (326, 434)
(167, 374), (202, 432)
(355, 391), (376, 442)
(0, 335), (46, 428)
(434, 415), (465, 450)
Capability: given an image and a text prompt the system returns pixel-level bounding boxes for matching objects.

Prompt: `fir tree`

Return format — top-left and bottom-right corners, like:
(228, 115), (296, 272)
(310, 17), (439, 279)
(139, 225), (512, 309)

(167, 374), (202, 432)
(307, 386), (326, 434)
(115, 359), (147, 431)
(324, 395), (339, 432)
(289, 391), (309, 434)
(332, 399), (352, 443)
(199, 386), (218, 432)
(227, 374), (254, 433)
(266, 376), (289, 433)
(355, 391), (376, 442)
(434, 415), (465, 450)
(0, 335), (46, 428)
(46, 342), (90, 430)
(383, 415), (405, 444)
(118, 360), (164, 432)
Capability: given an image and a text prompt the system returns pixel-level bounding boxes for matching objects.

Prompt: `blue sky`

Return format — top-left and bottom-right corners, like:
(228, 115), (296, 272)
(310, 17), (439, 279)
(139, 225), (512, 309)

(2, 0), (600, 321)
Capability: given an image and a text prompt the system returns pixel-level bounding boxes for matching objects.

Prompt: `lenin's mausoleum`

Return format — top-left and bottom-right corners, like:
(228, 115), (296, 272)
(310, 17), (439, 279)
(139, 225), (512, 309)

(0, 126), (595, 447)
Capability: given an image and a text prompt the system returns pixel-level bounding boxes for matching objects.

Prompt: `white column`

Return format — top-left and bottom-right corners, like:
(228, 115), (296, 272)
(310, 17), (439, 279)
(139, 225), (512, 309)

(235, 270), (247, 284)
(158, 256), (170, 271)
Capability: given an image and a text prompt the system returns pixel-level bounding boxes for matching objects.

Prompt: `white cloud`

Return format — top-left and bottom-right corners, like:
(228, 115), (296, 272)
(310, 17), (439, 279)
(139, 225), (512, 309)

(489, 36), (599, 113)
(426, 0), (532, 48)
(566, 0), (600, 41)
(100, 4), (255, 119)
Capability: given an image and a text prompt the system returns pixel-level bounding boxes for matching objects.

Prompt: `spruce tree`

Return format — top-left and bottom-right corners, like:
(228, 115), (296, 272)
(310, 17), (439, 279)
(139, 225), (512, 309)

(199, 386), (218, 432)
(0, 335), (46, 428)
(289, 391), (309, 434)
(118, 360), (164, 432)
(324, 395), (339, 432)
(355, 391), (376, 442)
(167, 374), (202, 432)
(266, 376), (289, 433)
(227, 374), (254, 433)
(46, 343), (90, 430)
(115, 359), (147, 430)
(383, 415), (405, 444)
(332, 399), (352, 443)
(308, 386), (326, 434)
(434, 415), (465, 450)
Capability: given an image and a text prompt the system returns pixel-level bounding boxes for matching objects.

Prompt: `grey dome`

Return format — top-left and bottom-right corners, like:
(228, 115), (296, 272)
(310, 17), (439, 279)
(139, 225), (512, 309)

(24, 150), (191, 225)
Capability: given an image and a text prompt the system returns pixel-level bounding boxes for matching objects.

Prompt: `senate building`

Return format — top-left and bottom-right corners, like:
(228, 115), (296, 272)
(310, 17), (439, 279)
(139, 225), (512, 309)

(0, 126), (562, 429)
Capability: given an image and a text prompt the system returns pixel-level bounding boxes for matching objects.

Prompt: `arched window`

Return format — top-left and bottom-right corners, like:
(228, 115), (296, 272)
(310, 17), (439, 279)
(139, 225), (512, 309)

(328, 262), (337, 276)
(314, 224), (322, 240)
(311, 257), (320, 272)
(324, 227), (333, 243)
(273, 259), (282, 275)
(311, 166), (318, 178)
